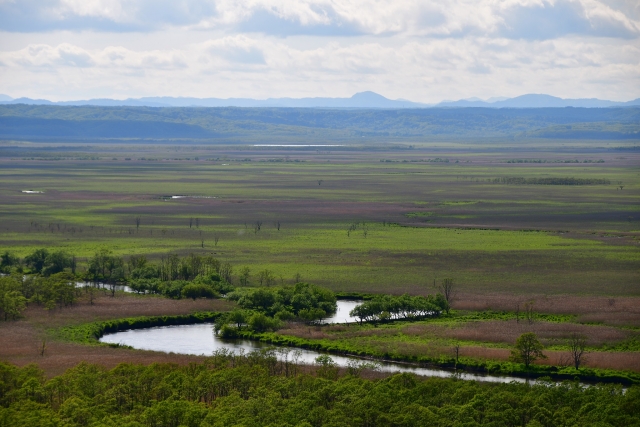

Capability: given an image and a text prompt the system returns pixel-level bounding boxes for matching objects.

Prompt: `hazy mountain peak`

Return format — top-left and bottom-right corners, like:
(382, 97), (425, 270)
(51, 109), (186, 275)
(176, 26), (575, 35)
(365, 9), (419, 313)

(351, 91), (389, 101)
(0, 94), (13, 101)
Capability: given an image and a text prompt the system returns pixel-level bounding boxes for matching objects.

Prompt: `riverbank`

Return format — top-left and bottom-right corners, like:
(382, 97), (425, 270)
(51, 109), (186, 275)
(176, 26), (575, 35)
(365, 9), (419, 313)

(4, 292), (639, 385)
(57, 308), (640, 385)
(0, 292), (233, 376)
(235, 329), (640, 385)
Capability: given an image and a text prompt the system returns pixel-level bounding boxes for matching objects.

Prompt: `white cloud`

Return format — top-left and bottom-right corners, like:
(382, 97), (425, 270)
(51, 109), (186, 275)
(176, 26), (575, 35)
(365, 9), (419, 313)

(204, 36), (266, 65)
(58, 0), (126, 20)
(0, 0), (638, 101)
(1, 0), (638, 39)
(1, 34), (638, 101)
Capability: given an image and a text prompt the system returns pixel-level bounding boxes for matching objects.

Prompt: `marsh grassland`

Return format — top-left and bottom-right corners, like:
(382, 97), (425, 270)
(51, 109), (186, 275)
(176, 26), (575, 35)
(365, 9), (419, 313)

(0, 139), (638, 378)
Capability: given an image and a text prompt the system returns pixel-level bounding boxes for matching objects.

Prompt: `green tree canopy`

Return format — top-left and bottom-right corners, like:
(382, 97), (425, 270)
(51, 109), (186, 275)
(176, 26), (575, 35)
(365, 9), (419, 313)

(510, 332), (547, 368)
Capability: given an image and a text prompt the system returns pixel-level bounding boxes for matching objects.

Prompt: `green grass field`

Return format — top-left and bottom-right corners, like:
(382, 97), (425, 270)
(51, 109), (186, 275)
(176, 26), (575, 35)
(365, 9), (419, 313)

(1, 142), (638, 295)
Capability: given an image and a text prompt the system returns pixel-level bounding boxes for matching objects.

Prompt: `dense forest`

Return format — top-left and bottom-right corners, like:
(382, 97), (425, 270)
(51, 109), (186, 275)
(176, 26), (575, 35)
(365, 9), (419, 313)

(0, 105), (639, 141)
(1, 355), (639, 427)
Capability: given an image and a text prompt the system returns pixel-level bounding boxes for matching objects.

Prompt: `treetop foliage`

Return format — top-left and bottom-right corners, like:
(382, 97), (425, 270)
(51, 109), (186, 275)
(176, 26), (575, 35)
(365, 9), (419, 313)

(349, 293), (449, 324)
(229, 282), (337, 320)
(0, 357), (638, 426)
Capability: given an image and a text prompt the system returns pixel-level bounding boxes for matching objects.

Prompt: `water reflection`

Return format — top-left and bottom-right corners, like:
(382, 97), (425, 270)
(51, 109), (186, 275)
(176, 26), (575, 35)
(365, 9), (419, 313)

(322, 300), (361, 324)
(75, 282), (132, 293)
(100, 322), (529, 384)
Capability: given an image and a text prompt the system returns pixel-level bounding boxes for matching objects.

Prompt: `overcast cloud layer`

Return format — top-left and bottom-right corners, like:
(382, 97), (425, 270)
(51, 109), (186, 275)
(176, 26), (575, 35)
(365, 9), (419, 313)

(0, 0), (638, 102)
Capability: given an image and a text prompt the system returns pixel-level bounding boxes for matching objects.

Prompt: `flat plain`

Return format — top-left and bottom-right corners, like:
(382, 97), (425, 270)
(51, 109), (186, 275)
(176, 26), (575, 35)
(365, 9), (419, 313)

(1, 140), (638, 296)
(1, 138), (639, 377)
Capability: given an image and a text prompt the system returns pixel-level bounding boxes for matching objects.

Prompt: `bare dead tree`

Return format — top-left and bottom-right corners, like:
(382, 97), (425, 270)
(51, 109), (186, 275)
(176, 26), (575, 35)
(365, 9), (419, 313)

(254, 221), (262, 234)
(189, 217), (193, 228)
(219, 262), (233, 283)
(318, 179), (323, 186)
(515, 302), (520, 323)
(524, 301), (536, 325)
(568, 333), (588, 369)
(135, 216), (141, 230)
(439, 278), (456, 314)
(195, 218), (200, 228)
(293, 272), (302, 283)
(87, 284), (96, 305)
(214, 235), (220, 246)
(275, 221), (281, 231)
(452, 343), (461, 367)
(239, 266), (250, 286)
(39, 339), (46, 357)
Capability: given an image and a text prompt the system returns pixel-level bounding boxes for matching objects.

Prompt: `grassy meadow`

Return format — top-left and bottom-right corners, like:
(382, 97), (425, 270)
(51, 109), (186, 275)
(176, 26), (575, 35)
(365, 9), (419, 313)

(1, 141), (638, 296)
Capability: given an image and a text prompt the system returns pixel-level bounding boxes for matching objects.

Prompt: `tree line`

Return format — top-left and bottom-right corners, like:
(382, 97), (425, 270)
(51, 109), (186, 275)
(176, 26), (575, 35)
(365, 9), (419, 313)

(492, 177), (610, 185)
(0, 272), (78, 320)
(349, 294), (449, 324)
(0, 249), (231, 282)
(0, 249), (241, 320)
(0, 354), (637, 426)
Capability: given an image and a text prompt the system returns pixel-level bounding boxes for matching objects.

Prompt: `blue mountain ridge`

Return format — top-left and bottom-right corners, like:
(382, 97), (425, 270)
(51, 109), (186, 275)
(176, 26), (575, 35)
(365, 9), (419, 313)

(0, 92), (638, 109)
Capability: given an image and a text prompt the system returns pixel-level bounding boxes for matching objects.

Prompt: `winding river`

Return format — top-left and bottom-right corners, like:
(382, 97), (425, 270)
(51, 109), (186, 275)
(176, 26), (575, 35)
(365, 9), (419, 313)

(100, 300), (534, 384)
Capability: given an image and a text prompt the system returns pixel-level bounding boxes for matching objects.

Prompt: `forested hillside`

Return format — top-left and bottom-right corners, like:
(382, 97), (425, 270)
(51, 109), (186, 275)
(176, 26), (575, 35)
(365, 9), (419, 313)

(0, 105), (638, 141)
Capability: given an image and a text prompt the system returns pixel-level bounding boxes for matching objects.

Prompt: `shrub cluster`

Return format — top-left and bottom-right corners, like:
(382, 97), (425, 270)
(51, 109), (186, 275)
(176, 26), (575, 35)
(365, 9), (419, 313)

(214, 283), (338, 335)
(229, 282), (337, 321)
(0, 273), (77, 319)
(1, 249), (75, 275)
(349, 293), (449, 324)
(129, 273), (234, 300)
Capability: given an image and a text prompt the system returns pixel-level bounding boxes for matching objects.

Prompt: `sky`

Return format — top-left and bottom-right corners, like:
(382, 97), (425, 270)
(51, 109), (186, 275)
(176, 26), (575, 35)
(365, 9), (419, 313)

(0, 0), (639, 103)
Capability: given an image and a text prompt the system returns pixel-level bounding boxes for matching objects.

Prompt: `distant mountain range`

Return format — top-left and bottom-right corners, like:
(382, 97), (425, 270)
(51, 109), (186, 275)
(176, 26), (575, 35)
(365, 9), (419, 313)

(0, 91), (638, 109)
(437, 94), (640, 108)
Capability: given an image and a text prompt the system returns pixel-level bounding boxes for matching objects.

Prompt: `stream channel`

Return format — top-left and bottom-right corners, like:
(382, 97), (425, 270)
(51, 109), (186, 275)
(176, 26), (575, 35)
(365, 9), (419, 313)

(99, 300), (543, 384)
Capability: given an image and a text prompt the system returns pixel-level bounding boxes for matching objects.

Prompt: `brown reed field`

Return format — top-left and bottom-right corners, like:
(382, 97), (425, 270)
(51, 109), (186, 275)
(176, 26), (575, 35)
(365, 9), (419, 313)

(0, 293), (234, 376)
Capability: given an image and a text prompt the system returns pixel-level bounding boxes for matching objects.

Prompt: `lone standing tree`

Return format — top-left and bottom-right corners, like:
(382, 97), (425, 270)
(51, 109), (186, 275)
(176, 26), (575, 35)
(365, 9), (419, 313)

(510, 332), (547, 368)
(568, 333), (588, 370)
(438, 278), (455, 314)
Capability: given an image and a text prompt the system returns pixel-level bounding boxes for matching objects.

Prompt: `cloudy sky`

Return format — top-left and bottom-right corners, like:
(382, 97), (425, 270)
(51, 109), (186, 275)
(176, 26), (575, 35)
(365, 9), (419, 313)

(0, 0), (638, 102)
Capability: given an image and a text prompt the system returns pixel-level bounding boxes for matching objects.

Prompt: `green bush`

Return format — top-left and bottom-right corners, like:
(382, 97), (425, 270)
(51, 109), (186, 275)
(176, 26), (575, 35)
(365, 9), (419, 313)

(230, 282), (337, 319)
(248, 313), (282, 332)
(181, 283), (219, 300)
